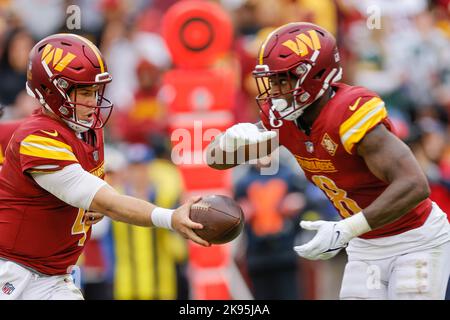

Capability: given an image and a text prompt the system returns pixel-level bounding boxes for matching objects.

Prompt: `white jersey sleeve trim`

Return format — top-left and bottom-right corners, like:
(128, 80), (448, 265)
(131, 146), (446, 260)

(31, 163), (107, 210)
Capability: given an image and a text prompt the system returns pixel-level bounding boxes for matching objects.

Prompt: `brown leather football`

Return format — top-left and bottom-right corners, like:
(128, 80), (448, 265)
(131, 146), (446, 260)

(190, 195), (244, 244)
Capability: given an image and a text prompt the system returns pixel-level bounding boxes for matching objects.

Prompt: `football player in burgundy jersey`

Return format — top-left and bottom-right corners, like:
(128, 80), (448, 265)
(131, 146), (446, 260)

(207, 22), (450, 299)
(0, 34), (209, 300)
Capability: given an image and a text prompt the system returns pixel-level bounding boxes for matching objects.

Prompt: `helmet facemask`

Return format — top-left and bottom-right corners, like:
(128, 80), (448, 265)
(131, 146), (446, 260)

(54, 73), (113, 133)
(253, 62), (316, 122)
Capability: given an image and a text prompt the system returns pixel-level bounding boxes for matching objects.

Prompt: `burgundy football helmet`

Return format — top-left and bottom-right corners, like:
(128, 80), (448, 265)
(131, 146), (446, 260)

(253, 22), (342, 121)
(26, 33), (113, 133)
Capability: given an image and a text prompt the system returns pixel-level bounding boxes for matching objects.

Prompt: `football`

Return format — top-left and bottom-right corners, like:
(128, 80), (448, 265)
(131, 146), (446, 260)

(190, 195), (244, 244)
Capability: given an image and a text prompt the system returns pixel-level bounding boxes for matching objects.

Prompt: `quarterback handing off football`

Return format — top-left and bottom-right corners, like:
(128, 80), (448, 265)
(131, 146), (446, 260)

(190, 195), (244, 244)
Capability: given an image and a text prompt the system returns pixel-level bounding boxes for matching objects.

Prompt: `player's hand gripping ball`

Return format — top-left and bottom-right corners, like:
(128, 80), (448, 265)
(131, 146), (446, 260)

(190, 195), (244, 244)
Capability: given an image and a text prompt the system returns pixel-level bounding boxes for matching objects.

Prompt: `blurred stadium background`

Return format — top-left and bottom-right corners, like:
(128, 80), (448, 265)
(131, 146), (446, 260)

(0, 0), (449, 300)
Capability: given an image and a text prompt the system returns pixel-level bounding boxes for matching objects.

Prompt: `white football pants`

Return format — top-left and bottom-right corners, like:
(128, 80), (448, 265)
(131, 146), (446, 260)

(340, 240), (450, 300)
(0, 259), (83, 300)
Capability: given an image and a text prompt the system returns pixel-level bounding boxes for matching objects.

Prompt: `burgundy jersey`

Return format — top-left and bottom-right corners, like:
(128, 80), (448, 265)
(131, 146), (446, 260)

(0, 110), (105, 275)
(261, 83), (432, 239)
(0, 120), (23, 168)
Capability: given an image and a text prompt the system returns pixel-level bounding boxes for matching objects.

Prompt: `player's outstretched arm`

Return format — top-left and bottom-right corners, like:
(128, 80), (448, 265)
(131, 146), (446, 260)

(206, 121), (277, 170)
(31, 164), (210, 246)
(90, 185), (210, 246)
(356, 124), (430, 228)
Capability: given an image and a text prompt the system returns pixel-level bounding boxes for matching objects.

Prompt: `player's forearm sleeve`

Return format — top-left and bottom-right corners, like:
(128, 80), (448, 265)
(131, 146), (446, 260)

(31, 163), (108, 210)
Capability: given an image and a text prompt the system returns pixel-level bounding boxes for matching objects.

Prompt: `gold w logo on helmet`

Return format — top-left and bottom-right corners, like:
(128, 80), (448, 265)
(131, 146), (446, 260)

(282, 30), (321, 57)
(41, 44), (76, 72)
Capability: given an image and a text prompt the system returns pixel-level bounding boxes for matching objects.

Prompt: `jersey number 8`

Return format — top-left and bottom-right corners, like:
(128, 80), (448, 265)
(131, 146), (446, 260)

(312, 175), (361, 218)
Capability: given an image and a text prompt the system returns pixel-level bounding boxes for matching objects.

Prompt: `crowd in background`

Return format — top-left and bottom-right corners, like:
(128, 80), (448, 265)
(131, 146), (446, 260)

(0, 0), (449, 299)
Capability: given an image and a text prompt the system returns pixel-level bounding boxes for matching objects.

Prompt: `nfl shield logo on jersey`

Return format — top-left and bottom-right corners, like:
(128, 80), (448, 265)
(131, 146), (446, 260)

(93, 151), (99, 162)
(305, 141), (314, 153)
(2, 282), (15, 295)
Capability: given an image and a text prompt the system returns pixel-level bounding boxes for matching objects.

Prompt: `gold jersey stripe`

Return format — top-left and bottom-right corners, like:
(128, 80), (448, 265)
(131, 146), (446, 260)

(340, 101), (387, 154)
(20, 144), (78, 162)
(340, 97), (383, 135)
(22, 134), (74, 152)
(20, 134), (77, 161)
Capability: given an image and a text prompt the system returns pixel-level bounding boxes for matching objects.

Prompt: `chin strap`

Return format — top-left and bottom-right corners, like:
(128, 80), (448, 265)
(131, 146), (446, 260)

(63, 119), (92, 133)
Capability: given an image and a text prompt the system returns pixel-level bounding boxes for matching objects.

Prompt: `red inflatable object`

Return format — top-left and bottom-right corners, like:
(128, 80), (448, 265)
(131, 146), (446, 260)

(162, 0), (233, 68)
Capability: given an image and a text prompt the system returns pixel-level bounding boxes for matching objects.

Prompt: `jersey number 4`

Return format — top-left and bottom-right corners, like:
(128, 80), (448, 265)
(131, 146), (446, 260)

(312, 175), (361, 218)
(72, 209), (91, 246)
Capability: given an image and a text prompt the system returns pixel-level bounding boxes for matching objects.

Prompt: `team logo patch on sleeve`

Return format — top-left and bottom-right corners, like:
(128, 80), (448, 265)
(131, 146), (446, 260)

(2, 282), (15, 295)
(321, 133), (338, 156)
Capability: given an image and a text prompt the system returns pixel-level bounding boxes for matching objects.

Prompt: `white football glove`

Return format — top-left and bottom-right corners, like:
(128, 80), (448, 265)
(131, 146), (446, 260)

(294, 212), (372, 260)
(219, 123), (277, 152)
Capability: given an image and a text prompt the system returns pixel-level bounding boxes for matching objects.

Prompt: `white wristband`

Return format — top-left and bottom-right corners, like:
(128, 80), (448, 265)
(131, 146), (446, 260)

(340, 212), (372, 237)
(151, 207), (174, 230)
